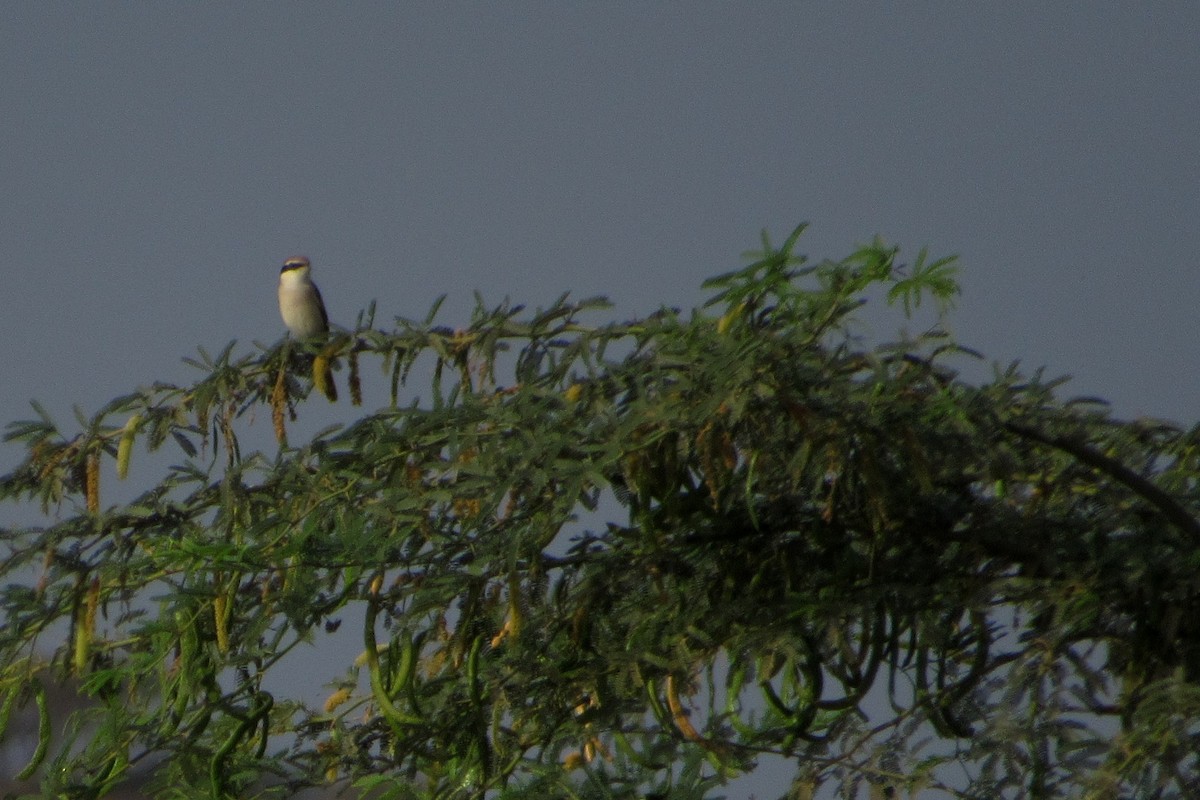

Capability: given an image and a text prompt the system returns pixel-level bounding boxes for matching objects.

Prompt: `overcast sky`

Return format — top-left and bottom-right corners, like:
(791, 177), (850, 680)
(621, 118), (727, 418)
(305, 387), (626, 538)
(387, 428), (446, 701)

(1, 4), (1197, 794)
(3, 4), (1198, 428)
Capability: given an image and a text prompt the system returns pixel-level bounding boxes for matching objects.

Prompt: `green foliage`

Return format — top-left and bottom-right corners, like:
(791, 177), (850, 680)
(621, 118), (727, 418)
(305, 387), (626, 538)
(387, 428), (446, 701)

(2, 225), (1199, 798)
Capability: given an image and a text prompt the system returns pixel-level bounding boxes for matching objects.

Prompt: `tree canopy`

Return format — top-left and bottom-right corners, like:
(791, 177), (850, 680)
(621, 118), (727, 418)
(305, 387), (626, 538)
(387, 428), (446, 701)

(2, 225), (1199, 799)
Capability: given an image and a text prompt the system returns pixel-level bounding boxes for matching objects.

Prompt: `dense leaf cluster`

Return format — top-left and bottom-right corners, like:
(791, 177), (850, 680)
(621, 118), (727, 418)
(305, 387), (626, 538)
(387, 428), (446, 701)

(2, 226), (1199, 798)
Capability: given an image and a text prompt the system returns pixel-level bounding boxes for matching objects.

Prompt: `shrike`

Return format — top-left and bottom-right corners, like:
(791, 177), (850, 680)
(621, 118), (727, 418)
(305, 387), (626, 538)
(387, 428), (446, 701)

(279, 256), (337, 400)
(278, 256), (329, 338)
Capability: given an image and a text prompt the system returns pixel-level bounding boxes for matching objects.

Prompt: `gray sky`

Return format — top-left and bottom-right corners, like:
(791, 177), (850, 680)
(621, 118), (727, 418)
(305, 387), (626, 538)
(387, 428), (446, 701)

(1, 4), (1198, 794)
(3, 5), (1198, 426)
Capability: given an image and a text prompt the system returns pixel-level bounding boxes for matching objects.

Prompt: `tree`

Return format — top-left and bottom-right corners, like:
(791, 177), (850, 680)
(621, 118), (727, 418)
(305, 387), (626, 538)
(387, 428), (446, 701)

(2, 225), (1198, 799)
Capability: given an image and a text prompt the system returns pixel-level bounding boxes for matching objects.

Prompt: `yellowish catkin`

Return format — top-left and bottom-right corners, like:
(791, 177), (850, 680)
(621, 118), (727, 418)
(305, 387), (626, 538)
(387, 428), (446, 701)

(313, 354), (337, 402)
(74, 576), (100, 675)
(116, 413), (141, 480)
(85, 451), (100, 514)
(213, 592), (230, 654)
(323, 687), (353, 713)
(271, 363), (288, 446)
(348, 349), (362, 406)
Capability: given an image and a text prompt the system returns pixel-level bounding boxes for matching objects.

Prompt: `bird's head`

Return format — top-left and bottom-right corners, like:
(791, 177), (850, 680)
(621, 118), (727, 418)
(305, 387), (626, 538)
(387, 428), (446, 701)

(281, 256), (312, 279)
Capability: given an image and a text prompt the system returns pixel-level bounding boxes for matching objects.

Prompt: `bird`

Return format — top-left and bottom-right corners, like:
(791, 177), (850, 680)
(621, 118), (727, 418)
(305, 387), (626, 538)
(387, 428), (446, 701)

(278, 256), (330, 338)
(278, 256), (337, 401)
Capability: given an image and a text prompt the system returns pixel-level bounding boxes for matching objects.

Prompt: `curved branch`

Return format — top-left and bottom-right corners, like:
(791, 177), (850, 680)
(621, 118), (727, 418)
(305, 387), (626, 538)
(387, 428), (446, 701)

(1004, 421), (1200, 545)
